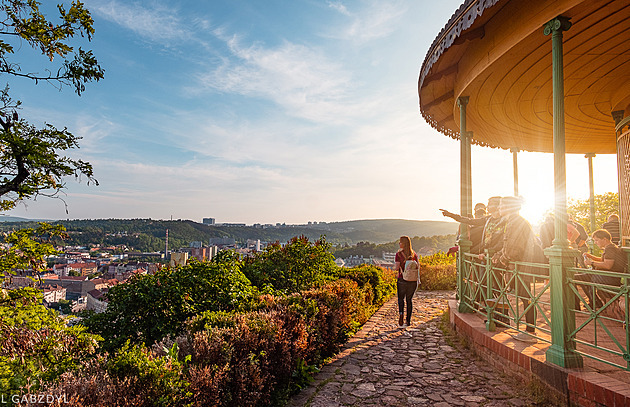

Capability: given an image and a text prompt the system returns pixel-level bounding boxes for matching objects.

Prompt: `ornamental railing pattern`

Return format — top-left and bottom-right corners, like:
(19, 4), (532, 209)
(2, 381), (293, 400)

(459, 250), (630, 370)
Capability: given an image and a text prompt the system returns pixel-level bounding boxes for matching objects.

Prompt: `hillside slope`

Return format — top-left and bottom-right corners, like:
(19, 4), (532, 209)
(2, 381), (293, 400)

(0, 218), (458, 250)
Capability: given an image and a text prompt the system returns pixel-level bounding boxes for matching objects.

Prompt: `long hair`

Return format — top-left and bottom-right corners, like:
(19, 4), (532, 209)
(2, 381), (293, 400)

(399, 236), (414, 259)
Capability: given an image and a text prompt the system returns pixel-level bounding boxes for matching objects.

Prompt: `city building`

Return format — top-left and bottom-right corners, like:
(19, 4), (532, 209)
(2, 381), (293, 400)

(86, 288), (108, 313)
(41, 284), (66, 304)
(170, 252), (188, 267)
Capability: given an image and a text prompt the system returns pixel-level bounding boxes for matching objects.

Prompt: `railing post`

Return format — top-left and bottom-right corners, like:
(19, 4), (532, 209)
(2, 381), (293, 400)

(485, 253), (496, 331)
(543, 16), (583, 368)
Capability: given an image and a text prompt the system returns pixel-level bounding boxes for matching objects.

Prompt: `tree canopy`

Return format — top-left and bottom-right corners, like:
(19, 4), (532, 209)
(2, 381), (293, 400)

(0, 0), (103, 210)
(0, 0), (103, 94)
(568, 192), (619, 233)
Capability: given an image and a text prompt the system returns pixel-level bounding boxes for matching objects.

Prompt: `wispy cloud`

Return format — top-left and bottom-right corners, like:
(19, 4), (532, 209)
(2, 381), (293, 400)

(326, 0), (408, 42)
(327, 1), (351, 16)
(195, 33), (361, 123)
(87, 0), (190, 42)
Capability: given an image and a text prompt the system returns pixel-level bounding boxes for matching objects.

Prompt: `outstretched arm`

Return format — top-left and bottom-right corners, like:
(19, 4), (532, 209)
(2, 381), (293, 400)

(439, 209), (485, 225)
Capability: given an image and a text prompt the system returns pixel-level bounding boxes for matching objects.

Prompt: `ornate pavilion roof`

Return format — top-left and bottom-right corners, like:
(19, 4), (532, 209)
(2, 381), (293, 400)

(418, 0), (630, 154)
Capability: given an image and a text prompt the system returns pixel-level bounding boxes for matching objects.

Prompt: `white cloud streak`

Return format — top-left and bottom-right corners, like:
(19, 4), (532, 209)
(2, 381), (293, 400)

(87, 0), (190, 42)
(196, 36), (356, 123)
(327, 1), (351, 16)
(326, 0), (408, 42)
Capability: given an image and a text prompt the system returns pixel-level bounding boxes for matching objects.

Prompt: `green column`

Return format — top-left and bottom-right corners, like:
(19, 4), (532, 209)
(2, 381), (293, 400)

(585, 153), (596, 233)
(457, 96), (473, 313)
(511, 148), (519, 196)
(543, 16), (582, 368)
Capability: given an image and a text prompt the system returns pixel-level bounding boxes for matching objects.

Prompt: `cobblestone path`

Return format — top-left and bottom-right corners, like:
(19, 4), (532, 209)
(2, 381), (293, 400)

(288, 290), (543, 407)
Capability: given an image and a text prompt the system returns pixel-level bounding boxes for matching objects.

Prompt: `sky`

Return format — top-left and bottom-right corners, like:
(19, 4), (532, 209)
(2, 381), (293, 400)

(3, 0), (620, 226)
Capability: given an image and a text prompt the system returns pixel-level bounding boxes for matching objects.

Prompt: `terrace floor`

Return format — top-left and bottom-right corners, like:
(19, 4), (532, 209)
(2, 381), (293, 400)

(471, 279), (630, 379)
(288, 290), (545, 407)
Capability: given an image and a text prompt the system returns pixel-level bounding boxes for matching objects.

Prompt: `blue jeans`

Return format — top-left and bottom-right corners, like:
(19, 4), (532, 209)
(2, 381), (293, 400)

(397, 279), (417, 324)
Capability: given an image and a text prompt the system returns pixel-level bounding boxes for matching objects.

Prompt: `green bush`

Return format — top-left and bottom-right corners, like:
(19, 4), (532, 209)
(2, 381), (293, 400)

(56, 238), (398, 406)
(335, 264), (396, 311)
(418, 251), (456, 290)
(0, 288), (100, 400)
(83, 260), (255, 352)
(179, 310), (309, 407)
(106, 342), (190, 407)
(29, 345), (191, 407)
(419, 263), (456, 290)
(420, 251), (456, 266)
(241, 236), (338, 293)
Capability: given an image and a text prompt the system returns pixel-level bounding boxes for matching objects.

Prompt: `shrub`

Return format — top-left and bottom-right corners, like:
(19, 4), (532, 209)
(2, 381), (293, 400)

(418, 261), (456, 290)
(30, 345), (191, 407)
(241, 236), (338, 293)
(420, 251), (456, 266)
(336, 264), (396, 311)
(0, 288), (100, 400)
(50, 238), (398, 406)
(83, 260), (255, 352)
(179, 309), (309, 407)
(105, 342), (190, 407)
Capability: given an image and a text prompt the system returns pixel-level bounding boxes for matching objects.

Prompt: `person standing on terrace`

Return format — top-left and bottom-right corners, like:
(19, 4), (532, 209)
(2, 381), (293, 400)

(440, 196), (504, 257)
(602, 214), (621, 246)
(394, 236), (419, 328)
(491, 196), (544, 343)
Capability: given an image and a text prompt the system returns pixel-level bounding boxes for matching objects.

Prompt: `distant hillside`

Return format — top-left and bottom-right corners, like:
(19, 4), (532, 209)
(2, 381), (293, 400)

(0, 215), (49, 222)
(0, 218), (458, 251)
(309, 219), (458, 244)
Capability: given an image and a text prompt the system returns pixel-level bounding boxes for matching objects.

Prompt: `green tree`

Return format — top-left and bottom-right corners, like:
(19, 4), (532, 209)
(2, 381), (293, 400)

(0, 0), (103, 210)
(0, 1), (104, 399)
(0, 225), (100, 398)
(568, 192), (619, 233)
(241, 235), (338, 293)
(0, 0), (103, 94)
(0, 222), (66, 282)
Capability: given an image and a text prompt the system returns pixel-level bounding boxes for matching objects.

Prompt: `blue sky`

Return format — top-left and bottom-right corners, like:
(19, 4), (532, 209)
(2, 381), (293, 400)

(4, 0), (619, 225)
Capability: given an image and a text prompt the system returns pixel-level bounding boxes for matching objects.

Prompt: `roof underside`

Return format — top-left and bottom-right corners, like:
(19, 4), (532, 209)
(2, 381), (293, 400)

(418, 0), (630, 154)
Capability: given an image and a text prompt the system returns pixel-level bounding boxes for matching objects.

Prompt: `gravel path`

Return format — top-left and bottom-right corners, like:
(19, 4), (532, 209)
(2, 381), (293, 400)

(288, 290), (545, 407)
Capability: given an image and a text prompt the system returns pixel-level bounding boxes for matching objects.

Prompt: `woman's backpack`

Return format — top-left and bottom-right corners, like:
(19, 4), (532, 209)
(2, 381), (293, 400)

(402, 258), (419, 281)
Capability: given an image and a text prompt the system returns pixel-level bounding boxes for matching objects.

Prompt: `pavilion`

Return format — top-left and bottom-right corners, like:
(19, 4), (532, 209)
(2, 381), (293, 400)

(419, 0), (630, 403)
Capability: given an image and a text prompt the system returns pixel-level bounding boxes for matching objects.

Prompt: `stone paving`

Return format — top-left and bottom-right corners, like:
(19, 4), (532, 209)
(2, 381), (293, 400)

(288, 290), (545, 407)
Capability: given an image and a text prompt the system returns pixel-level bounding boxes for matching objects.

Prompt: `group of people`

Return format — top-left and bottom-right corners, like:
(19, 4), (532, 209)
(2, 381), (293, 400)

(393, 199), (627, 335)
(433, 198), (626, 339)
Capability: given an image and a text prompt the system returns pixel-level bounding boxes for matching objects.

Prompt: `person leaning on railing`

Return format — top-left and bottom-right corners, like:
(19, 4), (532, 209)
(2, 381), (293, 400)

(440, 197), (505, 307)
(440, 196), (504, 256)
(575, 229), (627, 318)
(491, 196), (545, 342)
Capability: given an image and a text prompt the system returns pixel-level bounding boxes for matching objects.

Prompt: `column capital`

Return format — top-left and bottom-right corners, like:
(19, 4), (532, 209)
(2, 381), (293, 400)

(510, 147), (519, 153)
(543, 16), (571, 36)
(457, 96), (469, 108)
(612, 110), (625, 125)
(584, 153), (596, 159)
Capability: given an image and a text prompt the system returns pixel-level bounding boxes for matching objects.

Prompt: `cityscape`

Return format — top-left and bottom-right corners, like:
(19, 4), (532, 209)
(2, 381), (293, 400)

(1, 0), (628, 406)
(5, 216), (456, 317)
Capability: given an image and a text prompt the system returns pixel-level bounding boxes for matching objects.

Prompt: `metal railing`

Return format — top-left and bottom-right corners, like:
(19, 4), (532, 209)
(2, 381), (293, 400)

(567, 267), (630, 370)
(458, 250), (630, 370)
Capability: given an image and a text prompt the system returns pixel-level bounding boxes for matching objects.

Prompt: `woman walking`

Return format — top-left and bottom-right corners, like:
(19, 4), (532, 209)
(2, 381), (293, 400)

(395, 236), (419, 328)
